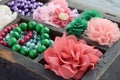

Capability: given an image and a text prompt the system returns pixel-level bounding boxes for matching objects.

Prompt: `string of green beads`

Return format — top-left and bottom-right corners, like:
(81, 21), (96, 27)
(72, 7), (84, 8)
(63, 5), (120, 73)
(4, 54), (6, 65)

(7, 21), (51, 59)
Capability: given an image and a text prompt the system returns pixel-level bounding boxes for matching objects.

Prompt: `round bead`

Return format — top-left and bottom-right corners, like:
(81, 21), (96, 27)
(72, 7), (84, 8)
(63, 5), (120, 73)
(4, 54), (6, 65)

(35, 23), (44, 33)
(3, 42), (8, 47)
(29, 50), (38, 59)
(37, 45), (46, 53)
(24, 36), (30, 42)
(8, 37), (17, 46)
(19, 22), (28, 31)
(28, 21), (36, 30)
(1, 32), (6, 37)
(20, 46), (29, 56)
(3, 29), (8, 34)
(41, 39), (51, 47)
(0, 36), (3, 40)
(19, 39), (25, 45)
(0, 41), (4, 45)
(11, 31), (20, 39)
(7, 26), (13, 31)
(41, 27), (50, 34)
(41, 33), (50, 40)
(13, 27), (22, 34)
(12, 44), (21, 51)
(28, 32), (33, 38)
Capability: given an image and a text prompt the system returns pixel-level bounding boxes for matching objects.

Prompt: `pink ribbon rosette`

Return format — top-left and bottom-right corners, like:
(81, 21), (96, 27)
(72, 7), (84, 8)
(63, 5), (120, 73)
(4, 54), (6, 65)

(85, 18), (120, 47)
(44, 32), (103, 80)
(51, 8), (73, 28)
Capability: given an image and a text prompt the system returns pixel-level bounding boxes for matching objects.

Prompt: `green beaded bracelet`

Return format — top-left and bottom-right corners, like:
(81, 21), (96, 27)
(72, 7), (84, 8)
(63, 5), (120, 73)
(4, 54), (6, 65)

(7, 21), (51, 59)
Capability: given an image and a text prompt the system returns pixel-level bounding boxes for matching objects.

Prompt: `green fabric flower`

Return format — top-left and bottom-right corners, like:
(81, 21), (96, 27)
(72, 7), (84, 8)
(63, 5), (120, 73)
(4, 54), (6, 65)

(81, 10), (102, 21)
(67, 18), (87, 37)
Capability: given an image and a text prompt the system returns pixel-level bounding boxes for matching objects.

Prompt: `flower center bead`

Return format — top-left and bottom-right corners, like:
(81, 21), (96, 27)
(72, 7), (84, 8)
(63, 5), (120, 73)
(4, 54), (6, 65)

(59, 12), (69, 21)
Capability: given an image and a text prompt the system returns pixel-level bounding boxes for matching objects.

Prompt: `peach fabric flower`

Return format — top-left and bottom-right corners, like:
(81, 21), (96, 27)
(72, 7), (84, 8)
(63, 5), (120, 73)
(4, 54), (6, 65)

(85, 18), (120, 47)
(52, 8), (73, 28)
(44, 32), (103, 79)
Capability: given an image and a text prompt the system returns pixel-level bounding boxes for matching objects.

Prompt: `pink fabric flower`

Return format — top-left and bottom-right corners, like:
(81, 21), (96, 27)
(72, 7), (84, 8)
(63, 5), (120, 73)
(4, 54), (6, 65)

(49, 0), (68, 8)
(33, 4), (61, 22)
(44, 32), (103, 79)
(85, 18), (120, 47)
(52, 8), (73, 28)
(33, 6), (51, 22)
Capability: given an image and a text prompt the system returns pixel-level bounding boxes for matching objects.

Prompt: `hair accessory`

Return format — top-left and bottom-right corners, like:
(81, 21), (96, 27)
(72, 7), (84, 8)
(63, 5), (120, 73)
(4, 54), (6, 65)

(33, 0), (79, 28)
(52, 8), (73, 28)
(67, 18), (87, 37)
(85, 18), (120, 46)
(44, 32), (103, 79)
(81, 10), (102, 21)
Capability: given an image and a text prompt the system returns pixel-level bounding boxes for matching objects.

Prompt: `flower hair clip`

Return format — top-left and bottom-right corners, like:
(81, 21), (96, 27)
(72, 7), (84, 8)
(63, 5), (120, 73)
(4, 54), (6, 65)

(33, 0), (79, 28)
(67, 10), (102, 37)
(85, 18), (120, 47)
(67, 10), (120, 47)
(44, 32), (103, 79)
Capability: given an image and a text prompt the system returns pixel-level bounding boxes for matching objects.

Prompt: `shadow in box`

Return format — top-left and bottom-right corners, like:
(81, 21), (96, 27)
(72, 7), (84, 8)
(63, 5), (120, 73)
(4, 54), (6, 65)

(0, 58), (47, 80)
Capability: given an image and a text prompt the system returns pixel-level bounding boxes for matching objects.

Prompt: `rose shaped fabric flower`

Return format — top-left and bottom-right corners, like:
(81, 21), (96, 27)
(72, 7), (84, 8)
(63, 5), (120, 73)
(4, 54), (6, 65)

(85, 18), (120, 47)
(67, 17), (87, 37)
(81, 10), (102, 21)
(44, 32), (103, 79)
(52, 8), (73, 28)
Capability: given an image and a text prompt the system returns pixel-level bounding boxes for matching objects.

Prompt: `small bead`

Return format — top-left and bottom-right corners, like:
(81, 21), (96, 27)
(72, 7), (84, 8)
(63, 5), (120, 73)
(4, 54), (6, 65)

(24, 36), (30, 42)
(35, 23), (44, 33)
(13, 27), (22, 34)
(28, 21), (36, 30)
(29, 50), (38, 59)
(0, 41), (4, 45)
(41, 33), (50, 40)
(19, 22), (28, 31)
(20, 46), (29, 56)
(8, 37), (17, 46)
(37, 45), (46, 53)
(41, 27), (50, 34)
(11, 31), (20, 39)
(3, 42), (8, 47)
(19, 39), (25, 45)
(12, 44), (21, 51)
(41, 39), (51, 47)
